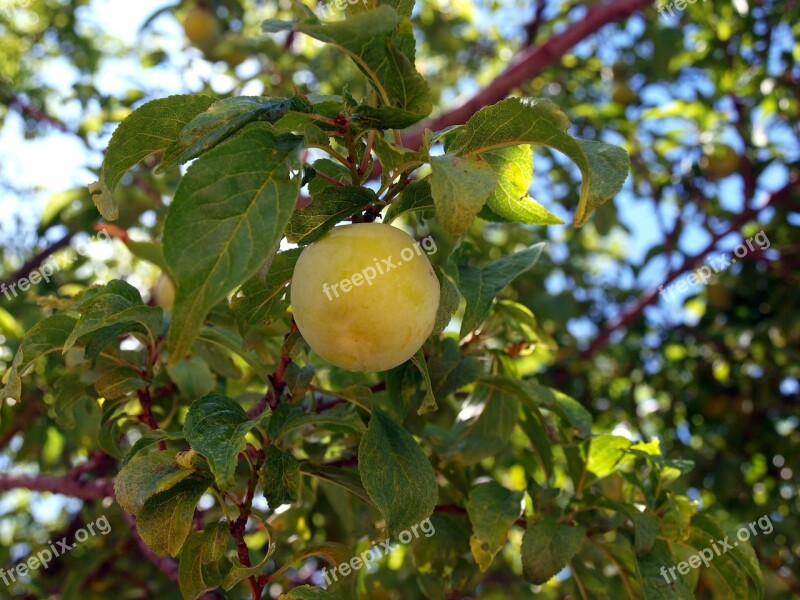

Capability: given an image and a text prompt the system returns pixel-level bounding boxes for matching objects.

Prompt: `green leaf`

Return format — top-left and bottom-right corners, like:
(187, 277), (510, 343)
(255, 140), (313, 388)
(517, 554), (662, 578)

(231, 248), (301, 335)
(184, 394), (258, 489)
(410, 348), (437, 415)
(448, 97), (629, 227)
(88, 95), (216, 220)
(428, 153), (497, 235)
(52, 374), (94, 429)
(159, 96), (308, 172)
(521, 515), (586, 584)
(269, 542), (352, 582)
(466, 481), (524, 571)
(115, 450), (195, 517)
(603, 499), (659, 556)
(63, 280), (162, 353)
(477, 146), (564, 225)
(137, 476), (211, 557)
(427, 337), (481, 399)
(163, 123), (302, 362)
(587, 434), (634, 479)
(264, 7), (431, 127)
(94, 366), (147, 400)
(637, 540), (696, 599)
(300, 462), (375, 507)
(278, 586), (339, 600)
(688, 513), (763, 599)
(1, 313), (77, 405)
(286, 185), (378, 244)
(412, 514), (470, 574)
(261, 445), (301, 507)
(479, 376), (592, 438)
(384, 179), (436, 223)
(166, 356), (216, 398)
(179, 521), (230, 600)
(358, 408), (438, 535)
(372, 135), (422, 188)
(268, 402), (366, 442)
(445, 382), (518, 465)
(457, 243), (545, 338)
(197, 325), (271, 382)
(431, 267), (460, 336)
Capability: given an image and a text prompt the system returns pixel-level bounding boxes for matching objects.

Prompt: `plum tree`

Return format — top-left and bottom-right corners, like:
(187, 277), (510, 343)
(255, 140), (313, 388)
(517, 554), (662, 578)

(290, 223), (440, 372)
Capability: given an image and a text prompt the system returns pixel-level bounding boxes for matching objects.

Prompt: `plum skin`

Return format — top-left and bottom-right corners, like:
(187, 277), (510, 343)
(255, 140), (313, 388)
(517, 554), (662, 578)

(290, 223), (440, 372)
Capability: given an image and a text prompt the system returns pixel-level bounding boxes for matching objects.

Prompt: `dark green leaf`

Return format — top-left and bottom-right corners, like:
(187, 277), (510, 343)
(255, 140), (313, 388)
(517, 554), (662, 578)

(137, 476), (211, 557)
(521, 515), (586, 584)
(184, 393), (258, 489)
(457, 243), (545, 338)
(261, 445), (300, 507)
(88, 95), (216, 220)
(159, 96), (307, 172)
(163, 123), (302, 362)
(466, 481), (524, 571)
(115, 450), (195, 517)
(359, 408), (438, 535)
(286, 185), (378, 244)
(179, 521), (230, 600)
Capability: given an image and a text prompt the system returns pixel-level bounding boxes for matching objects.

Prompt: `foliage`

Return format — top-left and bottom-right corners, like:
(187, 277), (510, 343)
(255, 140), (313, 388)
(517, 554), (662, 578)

(1, 1), (798, 599)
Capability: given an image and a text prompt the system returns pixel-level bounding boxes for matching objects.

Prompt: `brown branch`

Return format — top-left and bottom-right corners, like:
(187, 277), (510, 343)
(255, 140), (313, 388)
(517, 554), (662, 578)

(0, 233), (73, 288)
(0, 473), (114, 500)
(578, 174), (799, 360)
(401, 0), (651, 150)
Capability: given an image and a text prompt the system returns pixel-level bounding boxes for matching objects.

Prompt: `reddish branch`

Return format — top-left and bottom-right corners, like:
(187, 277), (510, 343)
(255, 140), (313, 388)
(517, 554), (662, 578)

(0, 233), (73, 289)
(401, 0), (651, 150)
(0, 473), (114, 500)
(578, 174), (799, 360)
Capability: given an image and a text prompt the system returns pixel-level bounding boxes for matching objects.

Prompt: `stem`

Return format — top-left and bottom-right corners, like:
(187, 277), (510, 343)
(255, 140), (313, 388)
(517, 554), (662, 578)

(359, 130), (375, 177)
(306, 143), (350, 169)
(314, 171), (344, 187)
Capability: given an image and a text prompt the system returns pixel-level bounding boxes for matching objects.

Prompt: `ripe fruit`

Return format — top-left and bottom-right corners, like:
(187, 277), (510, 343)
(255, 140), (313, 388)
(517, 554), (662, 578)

(290, 223), (440, 372)
(701, 143), (741, 180)
(154, 273), (176, 310)
(183, 7), (219, 46)
(611, 81), (636, 106)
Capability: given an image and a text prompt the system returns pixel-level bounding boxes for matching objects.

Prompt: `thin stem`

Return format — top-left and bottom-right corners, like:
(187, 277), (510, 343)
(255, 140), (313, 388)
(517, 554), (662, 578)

(315, 171), (344, 187)
(359, 129), (375, 177)
(306, 143), (350, 168)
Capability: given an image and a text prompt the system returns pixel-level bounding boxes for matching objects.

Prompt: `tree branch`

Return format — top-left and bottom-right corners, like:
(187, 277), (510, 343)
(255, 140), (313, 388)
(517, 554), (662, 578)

(0, 473), (114, 500)
(0, 233), (73, 289)
(402, 0), (651, 150)
(578, 174), (799, 360)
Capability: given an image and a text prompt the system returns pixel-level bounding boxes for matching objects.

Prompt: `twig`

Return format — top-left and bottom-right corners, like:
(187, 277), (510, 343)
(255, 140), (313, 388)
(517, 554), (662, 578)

(401, 0), (651, 150)
(0, 473), (114, 500)
(577, 174), (799, 360)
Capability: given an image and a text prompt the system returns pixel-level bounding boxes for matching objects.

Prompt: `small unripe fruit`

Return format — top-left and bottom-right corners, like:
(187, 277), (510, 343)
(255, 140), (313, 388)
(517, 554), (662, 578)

(611, 81), (636, 106)
(290, 223), (440, 372)
(183, 7), (219, 46)
(701, 144), (741, 180)
(155, 273), (176, 310)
